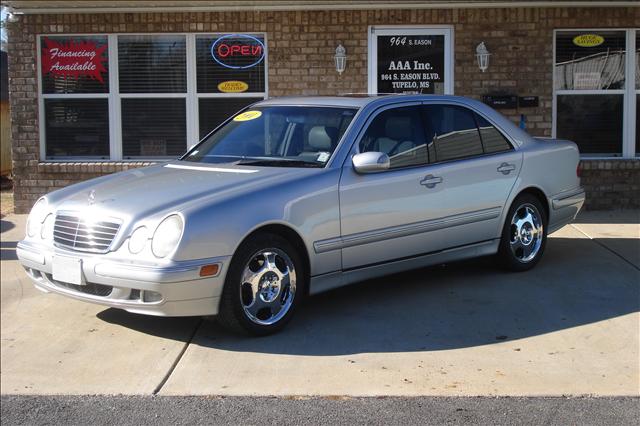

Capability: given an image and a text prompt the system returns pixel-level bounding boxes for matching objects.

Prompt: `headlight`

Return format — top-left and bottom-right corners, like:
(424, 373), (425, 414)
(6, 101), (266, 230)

(151, 215), (183, 258)
(40, 213), (54, 240)
(26, 198), (48, 238)
(128, 226), (149, 254)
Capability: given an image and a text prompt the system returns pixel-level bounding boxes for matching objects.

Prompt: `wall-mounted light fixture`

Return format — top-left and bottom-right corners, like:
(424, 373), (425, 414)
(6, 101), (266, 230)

(3, 6), (20, 23)
(475, 42), (490, 73)
(334, 44), (346, 75)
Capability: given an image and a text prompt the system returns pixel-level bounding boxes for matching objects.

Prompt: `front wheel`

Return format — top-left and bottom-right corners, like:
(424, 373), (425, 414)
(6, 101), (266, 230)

(217, 233), (304, 336)
(498, 194), (547, 272)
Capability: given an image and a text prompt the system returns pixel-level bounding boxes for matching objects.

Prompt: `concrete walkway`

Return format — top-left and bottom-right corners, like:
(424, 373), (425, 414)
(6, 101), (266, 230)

(1, 211), (638, 396)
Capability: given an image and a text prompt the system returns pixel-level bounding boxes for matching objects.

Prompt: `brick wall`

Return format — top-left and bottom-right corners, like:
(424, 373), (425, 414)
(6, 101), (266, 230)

(7, 7), (640, 213)
(580, 160), (640, 210)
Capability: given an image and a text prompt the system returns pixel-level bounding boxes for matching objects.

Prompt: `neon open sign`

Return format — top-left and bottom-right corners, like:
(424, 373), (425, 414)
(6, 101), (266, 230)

(210, 34), (265, 70)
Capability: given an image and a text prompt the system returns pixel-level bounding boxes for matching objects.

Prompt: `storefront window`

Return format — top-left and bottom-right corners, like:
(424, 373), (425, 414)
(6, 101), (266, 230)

(554, 31), (626, 91)
(118, 35), (186, 93)
(39, 33), (267, 160)
(557, 95), (623, 156)
(121, 98), (186, 157)
(40, 36), (110, 159)
(554, 30), (635, 157)
(198, 98), (263, 138)
(44, 99), (109, 158)
(41, 36), (109, 94)
(196, 34), (267, 139)
(118, 35), (187, 158)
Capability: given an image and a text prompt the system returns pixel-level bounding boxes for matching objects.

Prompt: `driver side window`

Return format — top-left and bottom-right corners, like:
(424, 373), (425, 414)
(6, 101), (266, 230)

(359, 106), (428, 169)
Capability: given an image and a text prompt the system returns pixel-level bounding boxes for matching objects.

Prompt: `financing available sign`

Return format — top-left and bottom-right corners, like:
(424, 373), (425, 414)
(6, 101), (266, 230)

(41, 37), (108, 83)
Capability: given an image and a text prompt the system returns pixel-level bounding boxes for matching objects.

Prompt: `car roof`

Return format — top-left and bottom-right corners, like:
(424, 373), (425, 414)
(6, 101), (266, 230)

(255, 94), (532, 148)
(257, 94), (480, 108)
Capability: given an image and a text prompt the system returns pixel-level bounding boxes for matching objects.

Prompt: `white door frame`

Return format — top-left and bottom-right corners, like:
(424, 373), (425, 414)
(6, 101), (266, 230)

(367, 25), (454, 95)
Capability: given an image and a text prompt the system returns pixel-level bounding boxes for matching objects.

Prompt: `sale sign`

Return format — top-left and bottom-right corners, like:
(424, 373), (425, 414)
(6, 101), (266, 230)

(41, 37), (108, 83)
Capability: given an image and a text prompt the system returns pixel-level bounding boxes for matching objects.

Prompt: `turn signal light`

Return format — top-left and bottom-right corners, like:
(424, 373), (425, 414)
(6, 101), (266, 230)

(200, 264), (220, 277)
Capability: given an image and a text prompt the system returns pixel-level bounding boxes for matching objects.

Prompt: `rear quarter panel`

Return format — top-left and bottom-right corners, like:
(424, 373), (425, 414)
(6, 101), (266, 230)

(508, 137), (582, 232)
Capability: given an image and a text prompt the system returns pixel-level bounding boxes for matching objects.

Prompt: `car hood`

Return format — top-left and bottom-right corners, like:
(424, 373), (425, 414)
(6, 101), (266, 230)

(49, 161), (318, 222)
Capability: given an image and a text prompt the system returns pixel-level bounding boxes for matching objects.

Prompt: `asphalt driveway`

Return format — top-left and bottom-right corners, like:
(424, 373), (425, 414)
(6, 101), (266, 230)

(1, 211), (638, 396)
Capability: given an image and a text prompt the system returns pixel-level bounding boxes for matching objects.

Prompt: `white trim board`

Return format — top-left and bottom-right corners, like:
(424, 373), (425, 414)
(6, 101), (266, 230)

(7, 1), (640, 14)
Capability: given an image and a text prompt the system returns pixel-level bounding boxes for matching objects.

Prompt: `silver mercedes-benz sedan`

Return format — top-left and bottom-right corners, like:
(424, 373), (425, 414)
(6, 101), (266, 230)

(17, 95), (585, 335)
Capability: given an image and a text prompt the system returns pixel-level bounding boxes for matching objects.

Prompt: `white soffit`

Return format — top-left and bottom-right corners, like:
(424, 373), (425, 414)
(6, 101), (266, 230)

(4, 1), (640, 14)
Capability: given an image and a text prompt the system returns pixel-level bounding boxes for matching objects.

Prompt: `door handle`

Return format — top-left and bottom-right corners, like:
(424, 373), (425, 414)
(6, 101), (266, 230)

(420, 174), (443, 188)
(497, 162), (516, 175)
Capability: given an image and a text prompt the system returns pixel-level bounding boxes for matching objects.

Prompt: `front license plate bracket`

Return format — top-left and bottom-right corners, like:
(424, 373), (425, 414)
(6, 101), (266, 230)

(52, 256), (84, 286)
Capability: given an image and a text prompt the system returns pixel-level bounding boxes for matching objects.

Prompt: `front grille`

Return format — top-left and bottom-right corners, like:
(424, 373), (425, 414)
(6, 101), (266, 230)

(53, 213), (121, 253)
(45, 274), (114, 297)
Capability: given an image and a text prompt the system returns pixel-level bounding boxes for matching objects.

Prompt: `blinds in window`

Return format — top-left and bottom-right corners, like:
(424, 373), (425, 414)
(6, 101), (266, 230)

(118, 35), (187, 93)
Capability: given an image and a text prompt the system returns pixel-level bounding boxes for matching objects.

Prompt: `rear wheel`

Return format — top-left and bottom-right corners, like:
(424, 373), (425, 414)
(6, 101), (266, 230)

(217, 233), (304, 336)
(498, 194), (547, 271)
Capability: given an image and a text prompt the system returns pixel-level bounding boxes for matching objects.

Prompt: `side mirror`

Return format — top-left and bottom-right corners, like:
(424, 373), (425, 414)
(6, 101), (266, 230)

(352, 152), (390, 174)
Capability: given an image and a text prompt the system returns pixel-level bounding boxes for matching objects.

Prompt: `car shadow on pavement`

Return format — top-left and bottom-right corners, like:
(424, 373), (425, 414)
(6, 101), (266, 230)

(98, 236), (640, 356)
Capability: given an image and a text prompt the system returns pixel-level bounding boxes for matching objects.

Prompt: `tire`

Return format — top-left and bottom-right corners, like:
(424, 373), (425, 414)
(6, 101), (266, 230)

(217, 233), (305, 336)
(498, 194), (548, 272)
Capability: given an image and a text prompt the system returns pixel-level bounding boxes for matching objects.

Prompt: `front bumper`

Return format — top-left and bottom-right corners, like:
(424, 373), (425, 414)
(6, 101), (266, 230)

(17, 240), (231, 317)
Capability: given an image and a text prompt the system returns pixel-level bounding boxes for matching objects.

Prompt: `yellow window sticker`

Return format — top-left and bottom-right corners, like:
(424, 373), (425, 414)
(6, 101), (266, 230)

(233, 110), (262, 122)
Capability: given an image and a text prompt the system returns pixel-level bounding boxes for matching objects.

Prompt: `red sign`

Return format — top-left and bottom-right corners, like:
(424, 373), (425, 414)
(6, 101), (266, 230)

(41, 37), (108, 84)
(216, 43), (263, 58)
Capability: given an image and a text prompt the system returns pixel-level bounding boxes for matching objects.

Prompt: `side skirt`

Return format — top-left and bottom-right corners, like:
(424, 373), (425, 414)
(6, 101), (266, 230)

(308, 239), (500, 295)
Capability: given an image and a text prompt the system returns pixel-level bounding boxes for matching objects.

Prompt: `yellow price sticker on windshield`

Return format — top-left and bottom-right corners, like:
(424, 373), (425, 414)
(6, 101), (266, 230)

(233, 110), (262, 122)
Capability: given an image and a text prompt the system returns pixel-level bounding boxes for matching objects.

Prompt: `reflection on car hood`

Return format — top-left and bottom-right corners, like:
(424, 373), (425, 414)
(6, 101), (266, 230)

(50, 161), (316, 221)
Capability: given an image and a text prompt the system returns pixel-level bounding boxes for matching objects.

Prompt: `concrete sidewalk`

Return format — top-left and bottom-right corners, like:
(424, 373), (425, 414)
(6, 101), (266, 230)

(1, 211), (638, 396)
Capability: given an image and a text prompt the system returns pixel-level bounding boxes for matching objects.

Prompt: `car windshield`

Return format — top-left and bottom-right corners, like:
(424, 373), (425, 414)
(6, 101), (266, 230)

(183, 106), (358, 167)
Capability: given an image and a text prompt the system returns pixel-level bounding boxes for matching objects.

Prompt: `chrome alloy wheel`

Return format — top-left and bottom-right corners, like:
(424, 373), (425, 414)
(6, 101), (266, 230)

(240, 248), (296, 325)
(509, 204), (544, 263)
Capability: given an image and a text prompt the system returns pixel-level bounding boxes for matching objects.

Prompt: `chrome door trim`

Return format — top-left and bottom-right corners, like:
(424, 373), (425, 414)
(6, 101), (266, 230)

(314, 206), (502, 253)
(309, 238), (500, 295)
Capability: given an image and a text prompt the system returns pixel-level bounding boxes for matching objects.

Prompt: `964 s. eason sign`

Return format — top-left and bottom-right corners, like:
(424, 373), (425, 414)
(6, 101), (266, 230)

(376, 35), (445, 94)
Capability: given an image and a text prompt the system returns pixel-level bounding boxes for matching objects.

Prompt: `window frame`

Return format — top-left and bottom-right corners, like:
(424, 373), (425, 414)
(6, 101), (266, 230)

(355, 102), (431, 171)
(37, 32), (268, 162)
(552, 28), (638, 159)
(354, 101), (517, 171)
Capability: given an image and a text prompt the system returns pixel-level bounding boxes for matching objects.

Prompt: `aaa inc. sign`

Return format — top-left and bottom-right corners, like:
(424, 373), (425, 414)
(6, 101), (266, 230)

(41, 37), (108, 83)
(376, 35), (446, 94)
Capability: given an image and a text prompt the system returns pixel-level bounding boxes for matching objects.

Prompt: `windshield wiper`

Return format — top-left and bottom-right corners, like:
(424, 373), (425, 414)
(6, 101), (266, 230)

(236, 158), (323, 168)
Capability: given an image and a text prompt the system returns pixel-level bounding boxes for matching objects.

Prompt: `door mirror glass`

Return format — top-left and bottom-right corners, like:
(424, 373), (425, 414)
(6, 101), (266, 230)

(352, 152), (390, 173)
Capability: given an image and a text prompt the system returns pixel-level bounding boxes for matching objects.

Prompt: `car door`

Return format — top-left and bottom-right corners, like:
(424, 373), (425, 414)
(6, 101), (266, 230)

(416, 102), (522, 250)
(338, 103), (447, 270)
(338, 102), (521, 270)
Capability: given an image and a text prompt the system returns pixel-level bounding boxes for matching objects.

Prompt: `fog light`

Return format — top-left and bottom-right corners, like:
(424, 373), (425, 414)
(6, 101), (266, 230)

(142, 290), (162, 303)
(199, 264), (220, 277)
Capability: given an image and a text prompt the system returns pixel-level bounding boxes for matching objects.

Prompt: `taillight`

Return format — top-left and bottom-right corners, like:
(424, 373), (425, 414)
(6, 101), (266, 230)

(576, 164), (582, 177)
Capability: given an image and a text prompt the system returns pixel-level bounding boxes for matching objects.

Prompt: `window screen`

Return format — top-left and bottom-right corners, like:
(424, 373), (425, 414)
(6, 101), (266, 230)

(118, 35), (187, 93)
(41, 36), (109, 94)
(121, 98), (186, 158)
(44, 99), (109, 158)
(475, 114), (512, 154)
(423, 105), (483, 163)
(359, 106), (428, 169)
(198, 97), (263, 139)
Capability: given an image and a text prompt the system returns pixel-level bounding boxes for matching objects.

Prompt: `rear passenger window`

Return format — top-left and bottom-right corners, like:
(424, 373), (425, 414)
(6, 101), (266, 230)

(423, 105), (484, 163)
(359, 106), (428, 169)
(475, 114), (513, 154)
